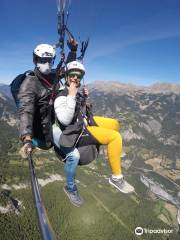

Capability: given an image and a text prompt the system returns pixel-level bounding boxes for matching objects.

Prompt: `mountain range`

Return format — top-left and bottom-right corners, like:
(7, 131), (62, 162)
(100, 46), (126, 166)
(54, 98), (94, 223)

(0, 81), (180, 177)
(88, 81), (180, 94)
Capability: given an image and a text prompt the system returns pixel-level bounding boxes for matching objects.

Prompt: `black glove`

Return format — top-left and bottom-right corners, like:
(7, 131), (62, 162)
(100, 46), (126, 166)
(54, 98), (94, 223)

(19, 140), (33, 159)
(67, 38), (78, 51)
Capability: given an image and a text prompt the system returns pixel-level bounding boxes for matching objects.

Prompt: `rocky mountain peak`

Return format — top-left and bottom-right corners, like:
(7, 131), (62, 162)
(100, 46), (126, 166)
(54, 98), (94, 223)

(87, 81), (180, 95)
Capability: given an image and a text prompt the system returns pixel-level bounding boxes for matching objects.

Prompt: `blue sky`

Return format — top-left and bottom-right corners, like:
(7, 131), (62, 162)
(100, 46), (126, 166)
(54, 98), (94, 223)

(0, 0), (180, 85)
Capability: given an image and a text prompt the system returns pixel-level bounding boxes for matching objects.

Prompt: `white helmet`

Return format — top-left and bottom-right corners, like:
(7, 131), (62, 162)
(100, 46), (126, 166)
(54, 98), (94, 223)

(66, 61), (85, 75)
(33, 44), (56, 58)
(33, 44), (56, 75)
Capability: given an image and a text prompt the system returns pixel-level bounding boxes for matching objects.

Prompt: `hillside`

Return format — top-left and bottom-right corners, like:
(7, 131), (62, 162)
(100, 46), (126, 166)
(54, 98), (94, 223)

(0, 82), (180, 240)
(0, 92), (18, 160)
(0, 84), (12, 99)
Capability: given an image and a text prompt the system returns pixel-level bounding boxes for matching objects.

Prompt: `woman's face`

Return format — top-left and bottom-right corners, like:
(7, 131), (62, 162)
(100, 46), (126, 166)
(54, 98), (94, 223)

(67, 70), (83, 87)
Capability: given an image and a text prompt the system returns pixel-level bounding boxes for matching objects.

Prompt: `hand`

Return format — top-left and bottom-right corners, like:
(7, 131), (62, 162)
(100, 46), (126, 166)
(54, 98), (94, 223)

(19, 141), (33, 159)
(67, 38), (78, 51)
(82, 87), (89, 97)
(68, 82), (78, 96)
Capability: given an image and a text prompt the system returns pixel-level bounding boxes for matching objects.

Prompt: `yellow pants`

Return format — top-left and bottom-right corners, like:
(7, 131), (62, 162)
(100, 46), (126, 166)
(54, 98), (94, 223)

(87, 116), (122, 176)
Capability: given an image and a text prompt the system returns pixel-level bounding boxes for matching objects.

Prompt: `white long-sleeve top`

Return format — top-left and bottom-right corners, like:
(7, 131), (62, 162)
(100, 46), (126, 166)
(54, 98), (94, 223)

(54, 88), (76, 126)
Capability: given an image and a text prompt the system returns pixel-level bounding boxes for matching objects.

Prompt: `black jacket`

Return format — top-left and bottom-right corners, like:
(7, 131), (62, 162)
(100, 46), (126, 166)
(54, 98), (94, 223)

(18, 69), (57, 147)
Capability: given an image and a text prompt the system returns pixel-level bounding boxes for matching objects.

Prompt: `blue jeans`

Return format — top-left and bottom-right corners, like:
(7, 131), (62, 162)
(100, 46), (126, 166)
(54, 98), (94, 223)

(53, 125), (80, 192)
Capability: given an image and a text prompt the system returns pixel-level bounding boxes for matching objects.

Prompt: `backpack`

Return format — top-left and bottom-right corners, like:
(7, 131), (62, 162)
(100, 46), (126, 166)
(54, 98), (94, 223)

(10, 70), (34, 107)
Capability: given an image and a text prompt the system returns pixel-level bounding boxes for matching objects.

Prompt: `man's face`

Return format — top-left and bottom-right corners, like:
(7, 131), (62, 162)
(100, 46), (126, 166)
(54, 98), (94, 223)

(35, 57), (55, 75)
(67, 70), (83, 87)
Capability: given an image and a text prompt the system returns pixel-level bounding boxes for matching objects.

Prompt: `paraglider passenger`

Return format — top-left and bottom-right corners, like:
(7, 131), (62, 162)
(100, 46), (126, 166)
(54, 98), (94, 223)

(53, 61), (134, 207)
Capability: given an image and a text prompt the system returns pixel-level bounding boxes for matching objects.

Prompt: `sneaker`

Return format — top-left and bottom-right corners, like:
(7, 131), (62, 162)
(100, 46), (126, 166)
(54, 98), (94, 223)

(109, 176), (134, 194)
(63, 186), (84, 207)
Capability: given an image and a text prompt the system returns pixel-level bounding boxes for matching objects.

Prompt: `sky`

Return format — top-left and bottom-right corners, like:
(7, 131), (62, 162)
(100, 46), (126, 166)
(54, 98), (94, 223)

(0, 0), (180, 85)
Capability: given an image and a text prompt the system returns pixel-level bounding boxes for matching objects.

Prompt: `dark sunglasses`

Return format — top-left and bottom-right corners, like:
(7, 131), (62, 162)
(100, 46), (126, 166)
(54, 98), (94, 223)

(37, 57), (55, 64)
(68, 72), (83, 80)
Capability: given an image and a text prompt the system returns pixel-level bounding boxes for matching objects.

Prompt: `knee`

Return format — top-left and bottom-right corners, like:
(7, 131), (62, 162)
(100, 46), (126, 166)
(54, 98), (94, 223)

(67, 148), (80, 162)
(114, 131), (122, 146)
(72, 148), (80, 160)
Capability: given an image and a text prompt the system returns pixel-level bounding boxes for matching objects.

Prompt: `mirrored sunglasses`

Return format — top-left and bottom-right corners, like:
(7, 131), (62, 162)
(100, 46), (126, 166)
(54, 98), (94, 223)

(68, 72), (83, 80)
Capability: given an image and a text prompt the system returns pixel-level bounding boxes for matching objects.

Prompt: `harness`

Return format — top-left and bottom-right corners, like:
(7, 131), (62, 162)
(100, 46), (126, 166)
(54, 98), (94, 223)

(54, 88), (99, 165)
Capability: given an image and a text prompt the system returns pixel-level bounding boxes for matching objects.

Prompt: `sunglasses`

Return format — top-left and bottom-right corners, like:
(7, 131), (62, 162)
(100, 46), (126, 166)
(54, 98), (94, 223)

(37, 57), (55, 64)
(68, 72), (83, 80)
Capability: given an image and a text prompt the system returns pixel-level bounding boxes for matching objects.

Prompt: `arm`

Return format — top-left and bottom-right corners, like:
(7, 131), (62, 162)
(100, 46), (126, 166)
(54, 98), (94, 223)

(18, 77), (37, 141)
(54, 95), (76, 126)
(54, 82), (78, 126)
(66, 38), (78, 64)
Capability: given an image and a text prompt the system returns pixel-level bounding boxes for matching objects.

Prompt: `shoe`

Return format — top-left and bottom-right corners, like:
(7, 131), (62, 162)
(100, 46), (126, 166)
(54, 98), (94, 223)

(63, 186), (84, 207)
(109, 176), (134, 194)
